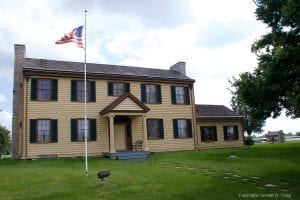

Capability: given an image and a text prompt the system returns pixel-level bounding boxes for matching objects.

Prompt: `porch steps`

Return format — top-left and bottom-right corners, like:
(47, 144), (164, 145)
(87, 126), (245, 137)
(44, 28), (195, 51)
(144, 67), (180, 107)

(103, 151), (150, 160)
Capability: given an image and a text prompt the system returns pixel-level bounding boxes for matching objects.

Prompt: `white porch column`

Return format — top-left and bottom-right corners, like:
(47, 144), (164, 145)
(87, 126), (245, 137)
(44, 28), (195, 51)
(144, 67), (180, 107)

(109, 114), (116, 153)
(142, 115), (149, 151)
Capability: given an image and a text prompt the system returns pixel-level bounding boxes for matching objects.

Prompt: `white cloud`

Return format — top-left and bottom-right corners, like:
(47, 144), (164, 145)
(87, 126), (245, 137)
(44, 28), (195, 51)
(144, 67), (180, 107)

(0, 66), (13, 80)
(0, 0), (298, 134)
(266, 115), (300, 134)
(0, 94), (6, 103)
(189, 0), (257, 24)
(0, 110), (12, 131)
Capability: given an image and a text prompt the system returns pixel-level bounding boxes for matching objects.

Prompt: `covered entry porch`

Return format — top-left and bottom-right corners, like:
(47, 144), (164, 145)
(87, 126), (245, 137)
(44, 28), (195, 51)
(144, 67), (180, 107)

(100, 92), (150, 159)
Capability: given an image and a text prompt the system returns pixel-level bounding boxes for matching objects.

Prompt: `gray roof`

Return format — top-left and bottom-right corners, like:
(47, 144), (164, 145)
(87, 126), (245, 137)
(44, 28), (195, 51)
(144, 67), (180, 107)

(23, 58), (194, 83)
(196, 104), (244, 120)
(267, 130), (284, 136)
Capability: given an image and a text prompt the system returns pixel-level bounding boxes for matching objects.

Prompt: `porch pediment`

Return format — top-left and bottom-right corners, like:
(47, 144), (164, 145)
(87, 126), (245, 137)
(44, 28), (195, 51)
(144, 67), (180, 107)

(100, 92), (150, 116)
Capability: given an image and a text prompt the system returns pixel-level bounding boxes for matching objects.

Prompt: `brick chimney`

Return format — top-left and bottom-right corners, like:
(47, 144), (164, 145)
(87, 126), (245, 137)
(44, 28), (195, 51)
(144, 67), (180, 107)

(12, 44), (26, 159)
(170, 61), (186, 75)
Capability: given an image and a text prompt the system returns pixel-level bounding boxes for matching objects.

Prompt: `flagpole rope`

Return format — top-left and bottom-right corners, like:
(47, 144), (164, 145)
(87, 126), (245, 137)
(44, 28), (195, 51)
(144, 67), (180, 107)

(84, 9), (88, 177)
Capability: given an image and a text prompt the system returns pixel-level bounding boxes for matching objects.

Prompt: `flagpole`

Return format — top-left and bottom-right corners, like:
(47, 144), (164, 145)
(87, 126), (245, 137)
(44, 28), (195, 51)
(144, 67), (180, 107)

(84, 9), (88, 177)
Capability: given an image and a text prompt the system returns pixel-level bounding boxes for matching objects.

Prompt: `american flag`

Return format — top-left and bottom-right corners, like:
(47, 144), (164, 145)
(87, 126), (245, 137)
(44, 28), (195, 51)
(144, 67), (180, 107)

(55, 26), (84, 48)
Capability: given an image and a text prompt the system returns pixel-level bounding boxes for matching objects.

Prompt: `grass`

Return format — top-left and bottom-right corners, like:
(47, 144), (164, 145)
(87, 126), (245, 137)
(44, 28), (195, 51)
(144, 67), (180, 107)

(0, 142), (299, 200)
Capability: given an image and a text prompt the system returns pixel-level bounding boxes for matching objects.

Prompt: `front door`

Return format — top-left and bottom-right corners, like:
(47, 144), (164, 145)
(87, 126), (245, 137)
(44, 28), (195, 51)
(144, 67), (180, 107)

(115, 124), (127, 151)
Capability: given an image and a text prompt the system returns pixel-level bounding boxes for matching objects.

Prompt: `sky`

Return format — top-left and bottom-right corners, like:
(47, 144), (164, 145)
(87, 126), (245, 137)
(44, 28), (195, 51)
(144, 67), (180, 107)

(0, 0), (299, 134)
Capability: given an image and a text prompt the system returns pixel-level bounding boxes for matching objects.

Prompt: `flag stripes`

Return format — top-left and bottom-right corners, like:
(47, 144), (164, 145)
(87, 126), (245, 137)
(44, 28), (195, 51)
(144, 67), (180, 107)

(55, 26), (84, 48)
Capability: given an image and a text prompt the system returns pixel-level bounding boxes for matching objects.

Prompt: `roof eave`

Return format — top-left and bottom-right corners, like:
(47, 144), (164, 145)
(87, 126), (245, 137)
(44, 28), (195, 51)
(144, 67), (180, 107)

(23, 68), (195, 83)
(196, 116), (245, 120)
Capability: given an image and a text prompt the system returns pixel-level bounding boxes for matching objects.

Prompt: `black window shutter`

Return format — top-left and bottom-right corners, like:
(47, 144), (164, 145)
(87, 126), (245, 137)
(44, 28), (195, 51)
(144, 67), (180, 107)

(90, 119), (97, 141)
(173, 119), (178, 138)
(159, 119), (164, 139)
(141, 84), (146, 102)
(187, 119), (193, 138)
(171, 86), (176, 104)
(51, 79), (58, 101)
(184, 87), (190, 105)
(156, 85), (162, 104)
(90, 81), (96, 102)
(200, 127), (205, 141)
(107, 82), (113, 96)
(31, 78), (37, 100)
(223, 126), (228, 141)
(71, 119), (78, 142)
(51, 119), (58, 143)
(71, 80), (77, 101)
(30, 119), (37, 143)
(125, 83), (130, 93)
(213, 126), (217, 141)
(234, 126), (239, 140)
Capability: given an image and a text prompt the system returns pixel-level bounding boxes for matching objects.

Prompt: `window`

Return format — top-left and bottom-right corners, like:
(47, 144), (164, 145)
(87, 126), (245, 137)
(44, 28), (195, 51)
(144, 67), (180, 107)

(176, 87), (184, 104)
(146, 85), (156, 103)
(171, 86), (190, 104)
(113, 83), (125, 96)
(37, 120), (51, 143)
(108, 82), (130, 96)
(147, 119), (164, 139)
(30, 119), (58, 143)
(141, 84), (162, 104)
(77, 119), (90, 141)
(173, 119), (193, 139)
(200, 126), (217, 142)
(77, 81), (90, 101)
(71, 119), (97, 142)
(224, 126), (239, 141)
(178, 119), (187, 137)
(37, 79), (51, 100)
(31, 78), (58, 101)
(71, 80), (96, 102)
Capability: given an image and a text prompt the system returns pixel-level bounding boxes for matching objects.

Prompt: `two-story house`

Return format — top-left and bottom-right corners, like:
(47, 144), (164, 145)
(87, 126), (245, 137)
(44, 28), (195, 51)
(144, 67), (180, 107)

(12, 44), (244, 159)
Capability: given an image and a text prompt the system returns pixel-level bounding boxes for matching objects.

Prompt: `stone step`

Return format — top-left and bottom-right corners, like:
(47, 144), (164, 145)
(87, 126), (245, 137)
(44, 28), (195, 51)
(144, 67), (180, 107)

(103, 151), (150, 160)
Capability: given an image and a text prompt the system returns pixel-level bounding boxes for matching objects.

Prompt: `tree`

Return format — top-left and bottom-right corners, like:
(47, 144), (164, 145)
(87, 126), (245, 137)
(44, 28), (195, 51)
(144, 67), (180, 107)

(232, 0), (300, 121)
(285, 132), (293, 136)
(229, 77), (265, 135)
(0, 124), (11, 156)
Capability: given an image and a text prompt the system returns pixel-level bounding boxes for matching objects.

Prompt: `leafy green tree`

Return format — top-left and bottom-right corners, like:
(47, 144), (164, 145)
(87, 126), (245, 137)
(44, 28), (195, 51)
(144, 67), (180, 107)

(229, 77), (265, 135)
(0, 124), (11, 155)
(285, 132), (293, 136)
(231, 0), (300, 123)
(229, 78), (265, 136)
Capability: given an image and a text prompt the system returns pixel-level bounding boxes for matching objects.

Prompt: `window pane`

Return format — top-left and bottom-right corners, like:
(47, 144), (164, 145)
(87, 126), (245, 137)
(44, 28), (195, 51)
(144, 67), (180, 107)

(175, 87), (184, 104)
(147, 119), (159, 139)
(37, 120), (51, 142)
(178, 119), (187, 137)
(37, 79), (51, 100)
(77, 81), (90, 101)
(201, 126), (216, 141)
(113, 83), (125, 96)
(225, 126), (237, 140)
(204, 127), (213, 140)
(146, 85), (156, 103)
(77, 119), (90, 141)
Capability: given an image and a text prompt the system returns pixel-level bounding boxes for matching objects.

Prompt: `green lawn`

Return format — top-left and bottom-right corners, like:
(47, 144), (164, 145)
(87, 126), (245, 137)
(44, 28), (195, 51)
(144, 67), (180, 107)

(1, 142), (299, 200)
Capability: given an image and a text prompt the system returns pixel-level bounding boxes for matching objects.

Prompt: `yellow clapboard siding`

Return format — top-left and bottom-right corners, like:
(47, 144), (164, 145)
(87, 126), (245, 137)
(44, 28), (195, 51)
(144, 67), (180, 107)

(24, 77), (196, 158)
(196, 120), (244, 149)
(114, 98), (143, 111)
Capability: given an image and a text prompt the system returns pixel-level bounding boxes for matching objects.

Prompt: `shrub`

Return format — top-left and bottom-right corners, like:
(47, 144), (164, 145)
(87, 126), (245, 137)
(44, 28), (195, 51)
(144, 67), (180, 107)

(244, 136), (254, 145)
(0, 125), (11, 155)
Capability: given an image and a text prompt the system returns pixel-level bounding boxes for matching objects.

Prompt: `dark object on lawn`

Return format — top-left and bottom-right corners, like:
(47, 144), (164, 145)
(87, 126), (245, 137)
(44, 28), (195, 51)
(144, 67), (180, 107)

(97, 170), (111, 184)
